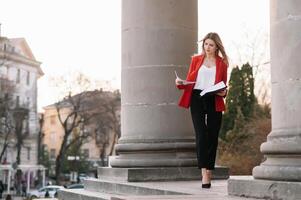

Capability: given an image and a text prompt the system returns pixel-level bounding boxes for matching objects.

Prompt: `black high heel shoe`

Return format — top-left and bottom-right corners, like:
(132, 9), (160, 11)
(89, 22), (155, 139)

(202, 183), (211, 188)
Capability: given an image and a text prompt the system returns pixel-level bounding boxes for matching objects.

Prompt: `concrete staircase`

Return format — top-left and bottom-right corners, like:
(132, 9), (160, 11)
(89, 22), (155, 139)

(59, 178), (189, 200)
(58, 166), (229, 200)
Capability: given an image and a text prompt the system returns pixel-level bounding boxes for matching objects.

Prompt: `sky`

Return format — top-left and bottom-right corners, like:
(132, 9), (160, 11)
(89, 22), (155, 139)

(0, 0), (270, 111)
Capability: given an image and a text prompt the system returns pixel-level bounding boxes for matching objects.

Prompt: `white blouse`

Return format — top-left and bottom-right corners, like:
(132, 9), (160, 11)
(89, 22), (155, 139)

(193, 65), (216, 90)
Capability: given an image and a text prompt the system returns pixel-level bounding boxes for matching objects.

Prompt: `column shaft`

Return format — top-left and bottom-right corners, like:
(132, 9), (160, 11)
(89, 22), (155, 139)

(253, 0), (301, 181)
(110, 0), (198, 167)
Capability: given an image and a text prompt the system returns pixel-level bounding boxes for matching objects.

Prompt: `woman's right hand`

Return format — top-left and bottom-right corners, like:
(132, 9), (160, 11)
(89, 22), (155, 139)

(175, 78), (184, 85)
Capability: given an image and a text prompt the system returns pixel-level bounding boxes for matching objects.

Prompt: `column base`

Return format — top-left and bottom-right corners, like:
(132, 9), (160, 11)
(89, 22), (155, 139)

(253, 164), (301, 181)
(97, 166), (229, 182)
(228, 176), (301, 199)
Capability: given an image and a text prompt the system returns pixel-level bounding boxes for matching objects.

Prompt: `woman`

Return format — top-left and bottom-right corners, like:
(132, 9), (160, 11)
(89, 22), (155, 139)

(175, 32), (228, 188)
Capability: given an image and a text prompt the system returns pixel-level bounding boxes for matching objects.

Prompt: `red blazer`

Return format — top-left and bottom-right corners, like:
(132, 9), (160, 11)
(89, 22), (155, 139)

(176, 54), (228, 112)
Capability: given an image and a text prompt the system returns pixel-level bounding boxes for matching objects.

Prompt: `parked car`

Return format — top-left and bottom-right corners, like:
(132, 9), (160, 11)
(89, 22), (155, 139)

(78, 173), (89, 182)
(27, 185), (64, 199)
(66, 183), (84, 189)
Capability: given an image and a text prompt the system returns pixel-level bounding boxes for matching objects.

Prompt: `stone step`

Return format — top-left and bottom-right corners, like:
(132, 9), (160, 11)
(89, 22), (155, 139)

(97, 166), (229, 182)
(110, 195), (219, 200)
(228, 176), (301, 199)
(59, 178), (195, 200)
(84, 178), (189, 196)
(58, 188), (122, 200)
(58, 179), (260, 200)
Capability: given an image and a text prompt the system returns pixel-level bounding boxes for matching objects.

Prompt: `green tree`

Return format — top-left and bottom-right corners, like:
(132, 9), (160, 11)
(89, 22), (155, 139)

(223, 107), (248, 150)
(220, 63), (256, 139)
(240, 63), (256, 119)
(61, 136), (91, 176)
(40, 145), (51, 171)
(220, 67), (243, 138)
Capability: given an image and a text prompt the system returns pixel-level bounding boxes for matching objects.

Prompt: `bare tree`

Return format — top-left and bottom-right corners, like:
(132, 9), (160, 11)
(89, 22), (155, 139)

(13, 107), (29, 165)
(37, 113), (44, 165)
(0, 76), (29, 165)
(103, 90), (121, 156)
(50, 72), (99, 184)
(49, 72), (121, 183)
(0, 37), (9, 67)
(87, 90), (120, 157)
(230, 26), (270, 104)
(0, 76), (15, 163)
(54, 91), (98, 184)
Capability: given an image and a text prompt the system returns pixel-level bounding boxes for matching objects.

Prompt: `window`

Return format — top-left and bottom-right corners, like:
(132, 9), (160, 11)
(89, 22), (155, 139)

(26, 97), (30, 107)
(50, 149), (56, 160)
(25, 118), (29, 135)
(0, 65), (6, 75)
(50, 132), (56, 144)
(16, 69), (20, 83)
(27, 147), (31, 160)
(26, 71), (30, 85)
(50, 116), (56, 125)
(16, 96), (19, 107)
(83, 149), (89, 158)
(39, 188), (46, 192)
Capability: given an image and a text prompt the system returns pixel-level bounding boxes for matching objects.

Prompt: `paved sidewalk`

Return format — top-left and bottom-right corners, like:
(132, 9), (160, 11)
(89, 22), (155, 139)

(0, 197), (23, 200)
(1, 197), (57, 200)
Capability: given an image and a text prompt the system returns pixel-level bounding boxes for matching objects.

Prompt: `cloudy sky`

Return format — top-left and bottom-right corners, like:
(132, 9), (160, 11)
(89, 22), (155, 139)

(0, 0), (269, 110)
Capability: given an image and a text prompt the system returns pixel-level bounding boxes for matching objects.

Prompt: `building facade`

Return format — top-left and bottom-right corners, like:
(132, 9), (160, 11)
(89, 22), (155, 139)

(42, 90), (119, 175)
(0, 36), (44, 165)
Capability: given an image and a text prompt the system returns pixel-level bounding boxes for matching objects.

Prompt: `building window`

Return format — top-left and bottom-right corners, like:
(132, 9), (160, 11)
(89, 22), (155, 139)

(0, 65), (6, 75)
(50, 132), (56, 144)
(16, 96), (19, 107)
(50, 149), (56, 160)
(4, 93), (9, 100)
(26, 97), (30, 107)
(16, 69), (20, 83)
(83, 149), (89, 158)
(50, 116), (56, 125)
(26, 71), (30, 85)
(27, 147), (31, 160)
(24, 118), (29, 135)
(6, 66), (9, 77)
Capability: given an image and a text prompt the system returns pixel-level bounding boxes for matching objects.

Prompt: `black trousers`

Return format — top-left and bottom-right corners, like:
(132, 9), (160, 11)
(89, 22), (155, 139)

(190, 89), (222, 170)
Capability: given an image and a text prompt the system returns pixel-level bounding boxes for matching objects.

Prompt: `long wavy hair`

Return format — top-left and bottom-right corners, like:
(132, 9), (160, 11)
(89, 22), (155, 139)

(199, 32), (229, 66)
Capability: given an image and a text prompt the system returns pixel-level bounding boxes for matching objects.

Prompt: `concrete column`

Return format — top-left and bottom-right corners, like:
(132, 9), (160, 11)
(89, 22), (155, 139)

(7, 169), (11, 194)
(110, 0), (198, 168)
(27, 171), (30, 194)
(228, 1), (301, 199)
(42, 169), (45, 187)
(253, 0), (301, 181)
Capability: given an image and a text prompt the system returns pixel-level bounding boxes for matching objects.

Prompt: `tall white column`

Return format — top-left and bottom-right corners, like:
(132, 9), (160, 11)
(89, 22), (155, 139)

(253, 0), (301, 181)
(228, 1), (301, 199)
(7, 170), (11, 194)
(27, 171), (30, 194)
(110, 0), (198, 168)
(42, 169), (45, 187)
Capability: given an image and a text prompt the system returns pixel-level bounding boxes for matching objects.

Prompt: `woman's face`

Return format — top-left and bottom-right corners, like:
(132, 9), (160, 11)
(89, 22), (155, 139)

(203, 38), (217, 56)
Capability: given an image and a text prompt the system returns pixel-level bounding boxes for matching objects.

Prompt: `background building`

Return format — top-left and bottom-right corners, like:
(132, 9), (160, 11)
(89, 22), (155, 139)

(42, 89), (120, 178)
(0, 36), (44, 165)
(0, 36), (45, 194)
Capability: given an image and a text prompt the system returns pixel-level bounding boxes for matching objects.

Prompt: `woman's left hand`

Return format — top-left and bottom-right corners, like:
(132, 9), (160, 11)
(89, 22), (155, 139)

(216, 89), (227, 97)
